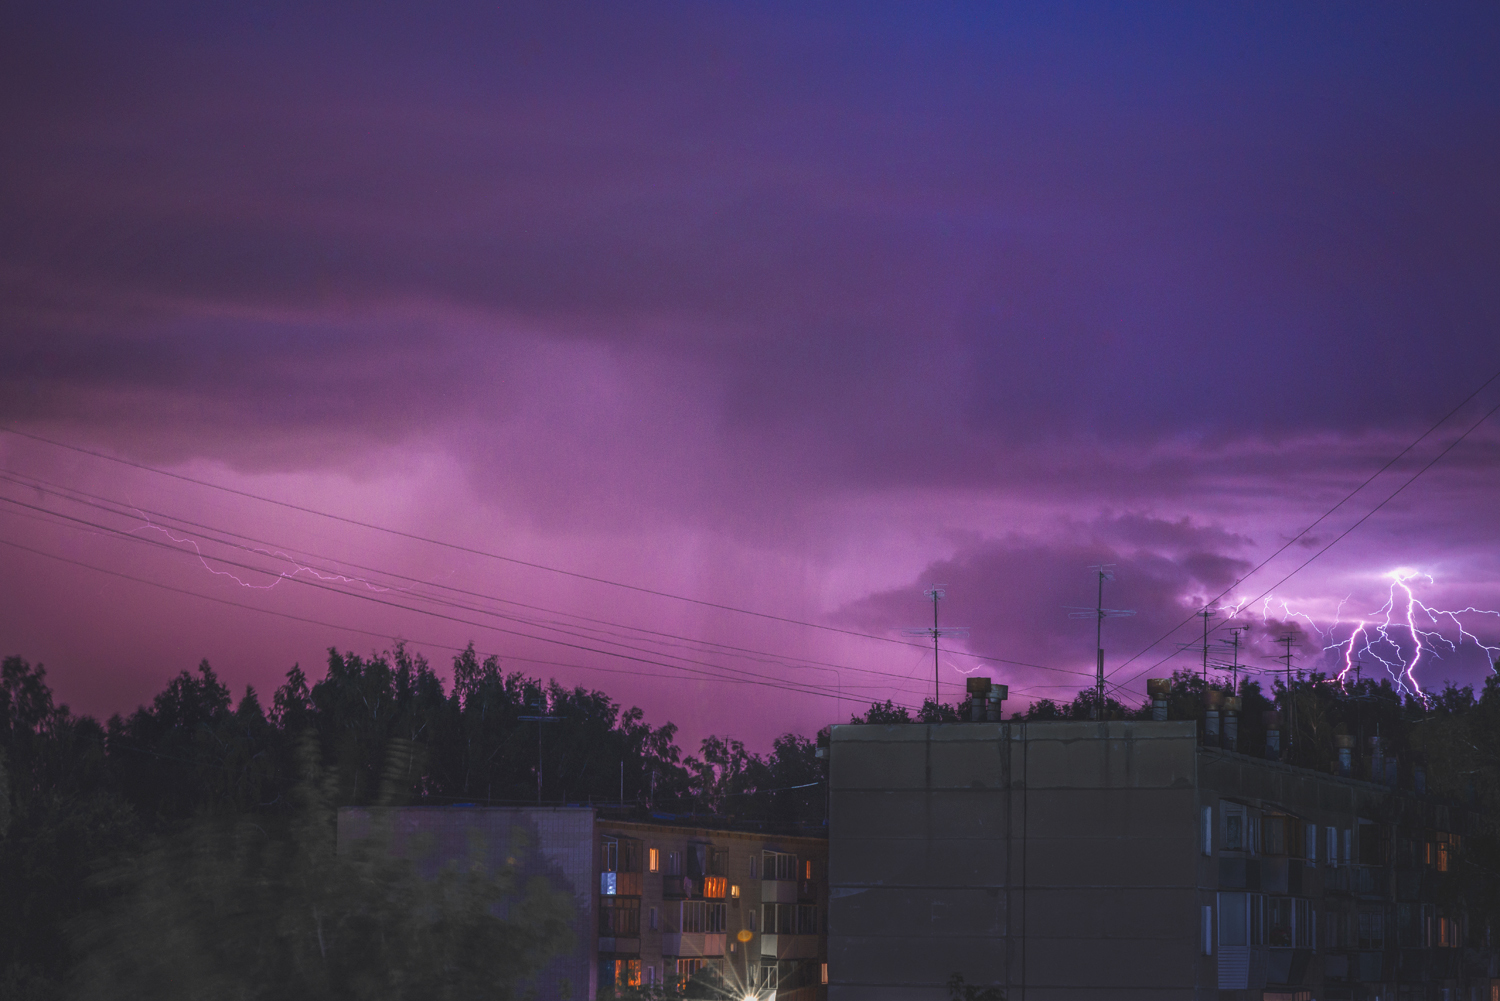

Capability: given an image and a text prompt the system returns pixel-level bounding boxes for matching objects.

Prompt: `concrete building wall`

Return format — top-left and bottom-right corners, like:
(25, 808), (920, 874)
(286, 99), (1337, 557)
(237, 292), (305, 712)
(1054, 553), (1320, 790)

(828, 720), (1203, 1001)
(339, 806), (597, 999)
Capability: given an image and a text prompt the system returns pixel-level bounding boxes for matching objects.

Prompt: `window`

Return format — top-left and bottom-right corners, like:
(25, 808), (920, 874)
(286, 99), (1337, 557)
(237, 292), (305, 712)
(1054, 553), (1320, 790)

(649, 906), (658, 931)
(1202, 905), (1213, 956)
(648, 848), (660, 873)
(610, 959), (641, 988)
(666, 851), (682, 876)
(1224, 805), (1245, 851)
(600, 898), (640, 936)
(1342, 829), (1351, 865)
(763, 903), (800, 934)
(1305, 823), (1317, 862)
(1326, 826), (1338, 867)
(1218, 892), (1247, 946)
(748, 856), (757, 879)
(730, 884), (740, 899)
(1359, 908), (1385, 950)
(1203, 806), (1213, 855)
(1268, 898), (1294, 947)
(675, 959), (707, 982)
(1249, 894), (1265, 946)
(672, 902), (727, 935)
(1294, 899), (1313, 948)
(821, 963), (828, 985)
(797, 904), (819, 935)
(602, 837), (642, 872)
(805, 860), (814, 880)
(748, 909), (757, 932)
(1264, 815), (1287, 856)
(645, 965), (658, 986)
(763, 851), (796, 881)
(710, 849), (728, 877)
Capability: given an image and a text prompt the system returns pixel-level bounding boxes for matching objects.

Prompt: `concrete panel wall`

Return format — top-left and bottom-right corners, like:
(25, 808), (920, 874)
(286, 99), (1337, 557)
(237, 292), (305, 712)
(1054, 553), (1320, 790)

(829, 720), (1202, 1001)
(339, 806), (596, 999)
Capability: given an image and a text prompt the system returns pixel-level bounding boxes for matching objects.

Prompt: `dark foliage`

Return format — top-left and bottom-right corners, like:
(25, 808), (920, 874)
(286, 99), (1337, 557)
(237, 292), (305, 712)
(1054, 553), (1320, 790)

(0, 645), (828, 992)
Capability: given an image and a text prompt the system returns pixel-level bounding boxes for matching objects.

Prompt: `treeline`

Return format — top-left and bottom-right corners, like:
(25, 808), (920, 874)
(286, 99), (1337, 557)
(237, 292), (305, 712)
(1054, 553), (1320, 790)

(0, 644), (828, 998)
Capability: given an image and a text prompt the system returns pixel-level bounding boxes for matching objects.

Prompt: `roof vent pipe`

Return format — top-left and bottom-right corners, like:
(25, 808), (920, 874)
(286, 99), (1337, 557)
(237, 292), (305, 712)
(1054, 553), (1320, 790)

(1263, 711), (1282, 762)
(1335, 734), (1355, 777)
(987, 684), (1008, 722)
(1222, 697), (1241, 752)
(1147, 679), (1171, 721)
(966, 677), (992, 722)
(1203, 689), (1223, 745)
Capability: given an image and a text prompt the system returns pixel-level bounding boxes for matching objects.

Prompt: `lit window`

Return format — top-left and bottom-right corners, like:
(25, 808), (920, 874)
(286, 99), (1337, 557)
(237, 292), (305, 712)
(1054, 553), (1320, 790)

(821, 963), (828, 985)
(648, 848), (659, 873)
(805, 860), (814, 880)
(730, 884), (740, 898)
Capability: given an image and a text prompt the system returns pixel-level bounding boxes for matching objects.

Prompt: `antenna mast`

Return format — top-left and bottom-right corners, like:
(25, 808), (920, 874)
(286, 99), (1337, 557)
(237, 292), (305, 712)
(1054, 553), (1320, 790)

(1067, 566), (1135, 720)
(903, 588), (969, 709)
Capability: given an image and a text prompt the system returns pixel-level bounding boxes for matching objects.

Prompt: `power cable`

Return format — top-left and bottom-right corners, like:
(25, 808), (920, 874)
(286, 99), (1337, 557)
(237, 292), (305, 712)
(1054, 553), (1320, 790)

(0, 498), (917, 705)
(0, 424), (1059, 673)
(0, 467), (1091, 685)
(0, 533), (927, 708)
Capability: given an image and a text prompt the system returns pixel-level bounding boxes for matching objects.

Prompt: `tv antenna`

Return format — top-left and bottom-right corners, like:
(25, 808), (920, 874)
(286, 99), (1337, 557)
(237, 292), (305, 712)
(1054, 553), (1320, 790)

(1066, 566), (1135, 720)
(1216, 625), (1248, 694)
(903, 586), (969, 706)
(517, 704), (562, 804)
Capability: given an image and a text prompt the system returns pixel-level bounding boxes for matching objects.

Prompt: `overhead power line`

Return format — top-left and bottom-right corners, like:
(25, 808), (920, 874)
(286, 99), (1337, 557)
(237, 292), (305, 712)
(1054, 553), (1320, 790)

(0, 470), (1095, 697)
(0, 424), (1065, 675)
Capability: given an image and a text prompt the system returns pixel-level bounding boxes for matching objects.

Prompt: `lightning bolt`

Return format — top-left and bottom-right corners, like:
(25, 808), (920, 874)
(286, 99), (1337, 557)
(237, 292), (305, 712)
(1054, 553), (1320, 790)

(131, 513), (399, 593)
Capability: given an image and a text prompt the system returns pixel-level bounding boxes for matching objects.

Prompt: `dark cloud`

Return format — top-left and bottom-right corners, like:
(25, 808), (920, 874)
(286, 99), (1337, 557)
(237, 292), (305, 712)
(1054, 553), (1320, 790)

(834, 515), (1256, 695)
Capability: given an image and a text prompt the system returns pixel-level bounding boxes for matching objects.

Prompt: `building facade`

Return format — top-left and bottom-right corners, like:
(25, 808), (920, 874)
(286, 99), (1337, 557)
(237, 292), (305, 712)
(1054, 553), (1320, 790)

(338, 806), (828, 1000)
(827, 719), (1492, 1000)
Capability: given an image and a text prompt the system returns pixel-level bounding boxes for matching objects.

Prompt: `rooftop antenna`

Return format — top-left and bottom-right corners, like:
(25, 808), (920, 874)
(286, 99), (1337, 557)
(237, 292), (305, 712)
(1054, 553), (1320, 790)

(1272, 634), (1297, 756)
(1220, 626), (1247, 695)
(903, 587), (969, 706)
(1067, 566), (1135, 720)
(518, 700), (562, 804)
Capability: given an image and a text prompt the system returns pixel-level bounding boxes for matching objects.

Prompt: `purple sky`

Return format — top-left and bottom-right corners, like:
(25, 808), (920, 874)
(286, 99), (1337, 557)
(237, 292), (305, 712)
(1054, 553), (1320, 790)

(4, 2), (1500, 748)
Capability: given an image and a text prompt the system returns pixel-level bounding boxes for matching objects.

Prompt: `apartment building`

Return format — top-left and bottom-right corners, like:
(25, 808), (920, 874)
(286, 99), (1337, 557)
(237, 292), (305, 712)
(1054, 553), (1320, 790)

(337, 806), (828, 1000)
(826, 717), (1492, 1000)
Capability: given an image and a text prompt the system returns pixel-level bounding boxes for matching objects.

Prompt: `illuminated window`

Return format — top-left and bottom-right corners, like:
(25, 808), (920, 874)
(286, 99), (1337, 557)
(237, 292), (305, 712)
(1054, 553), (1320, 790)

(730, 884), (740, 898)
(821, 963), (828, 985)
(648, 848), (659, 873)
(805, 860), (814, 880)
(612, 959), (641, 987)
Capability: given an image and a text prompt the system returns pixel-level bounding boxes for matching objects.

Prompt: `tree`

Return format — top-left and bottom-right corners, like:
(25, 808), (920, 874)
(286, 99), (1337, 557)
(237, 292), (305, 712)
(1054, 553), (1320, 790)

(69, 738), (576, 1001)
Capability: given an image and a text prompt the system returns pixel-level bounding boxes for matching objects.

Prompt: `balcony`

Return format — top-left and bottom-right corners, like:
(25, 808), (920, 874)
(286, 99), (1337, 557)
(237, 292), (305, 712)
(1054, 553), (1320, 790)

(661, 933), (726, 958)
(663, 875), (693, 898)
(598, 936), (641, 955)
(761, 879), (798, 903)
(760, 934), (820, 960)
(600, 871), (642, 896)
